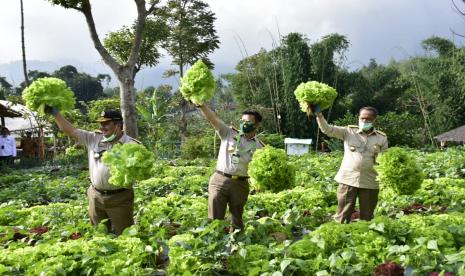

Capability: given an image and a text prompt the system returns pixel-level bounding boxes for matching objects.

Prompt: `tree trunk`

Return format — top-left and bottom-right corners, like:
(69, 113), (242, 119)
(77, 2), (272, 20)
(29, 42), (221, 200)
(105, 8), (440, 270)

(20, 0), (29, 86)
(179, 63), (188, 142)
(118, 70), (138, 138)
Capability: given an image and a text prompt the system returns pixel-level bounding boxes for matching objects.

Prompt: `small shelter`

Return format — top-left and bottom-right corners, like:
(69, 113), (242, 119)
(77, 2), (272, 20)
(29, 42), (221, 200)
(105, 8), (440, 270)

(434, 125), (465, 147)
(284, 138), (313, 156)
(0, 100), (41, 133)
(0, 101), (22, 126)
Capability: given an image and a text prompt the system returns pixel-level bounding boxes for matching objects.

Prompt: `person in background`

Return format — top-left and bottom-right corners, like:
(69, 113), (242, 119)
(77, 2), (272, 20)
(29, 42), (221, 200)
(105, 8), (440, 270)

(196, 104), (264, 230)
(0, 127), (17, 166)
(311, 105), (388, 223)
(19, 131), (38, 160)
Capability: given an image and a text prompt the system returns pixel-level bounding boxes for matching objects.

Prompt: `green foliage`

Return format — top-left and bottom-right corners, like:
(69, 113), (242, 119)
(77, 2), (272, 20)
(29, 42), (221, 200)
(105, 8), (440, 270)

(104, 16), (169, 71)
(102, 143), (155, 188)
(53, 65), (105, 104)
(248, 146), (295, 192)
(180, 60), (216, 105)
(281, 32), (314, 140)
(416, 147), (465, 179)
(259, 133), (285, 149)
(162, 0), (220, 71)
(228, 244), (271, 275)
(181, 134), (216, 160)
(2, 148), (465, 275)
(376, 147), (424, 195)
(22, 77), (76, 115)
(294, 81), (338, 112)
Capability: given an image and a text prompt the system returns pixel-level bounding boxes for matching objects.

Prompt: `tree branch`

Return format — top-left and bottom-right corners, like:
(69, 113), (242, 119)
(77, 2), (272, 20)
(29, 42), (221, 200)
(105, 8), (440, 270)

(80, 0), (121, 72)
(452, 0), (465, 16)
(126, 0), (148, 69)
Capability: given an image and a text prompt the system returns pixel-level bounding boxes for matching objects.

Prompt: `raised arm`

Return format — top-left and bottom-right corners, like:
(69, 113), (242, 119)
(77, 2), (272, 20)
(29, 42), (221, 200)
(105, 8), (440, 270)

(315, 113), (347, 140)
(47, 107), (78, 140)
(197, 105), (227, 132)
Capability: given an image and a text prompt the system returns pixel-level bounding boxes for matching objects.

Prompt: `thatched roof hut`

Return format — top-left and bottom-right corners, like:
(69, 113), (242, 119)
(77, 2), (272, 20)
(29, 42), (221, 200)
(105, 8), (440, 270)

(434, 125), (465, 143)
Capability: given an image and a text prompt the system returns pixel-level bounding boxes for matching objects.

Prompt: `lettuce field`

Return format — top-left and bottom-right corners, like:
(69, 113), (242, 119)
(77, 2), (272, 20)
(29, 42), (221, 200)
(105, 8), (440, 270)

(1, 148), (465, 275)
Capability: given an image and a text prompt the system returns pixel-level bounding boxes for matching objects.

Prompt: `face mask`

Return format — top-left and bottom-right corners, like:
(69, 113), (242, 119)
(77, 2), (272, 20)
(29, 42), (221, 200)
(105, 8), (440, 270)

(102, 133), (116, 143)
(359, 121), (373, 132)
(240, 121), (255, 134)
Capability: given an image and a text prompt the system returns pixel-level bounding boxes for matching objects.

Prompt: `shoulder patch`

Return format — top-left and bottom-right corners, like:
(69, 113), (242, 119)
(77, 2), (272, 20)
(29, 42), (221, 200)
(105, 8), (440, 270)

(375, 130), (386, 136)
(94, 130), (102, 134)
(347, 125), (358, 128)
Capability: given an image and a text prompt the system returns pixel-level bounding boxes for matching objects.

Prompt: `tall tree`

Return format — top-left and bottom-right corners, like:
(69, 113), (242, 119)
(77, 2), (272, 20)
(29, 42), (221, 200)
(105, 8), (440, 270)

(20, 0), (29, 86)
(281, 33), (313, 138)
(104, 15), (169, 76)
(162, 0), (220, 141)
(53, 65), (105, 103)
(46, 0), (162, 137)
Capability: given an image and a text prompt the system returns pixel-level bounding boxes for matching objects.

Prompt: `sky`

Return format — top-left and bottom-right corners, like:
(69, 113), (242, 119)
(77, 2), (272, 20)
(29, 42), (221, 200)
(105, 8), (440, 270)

(0, 0), (464, 87)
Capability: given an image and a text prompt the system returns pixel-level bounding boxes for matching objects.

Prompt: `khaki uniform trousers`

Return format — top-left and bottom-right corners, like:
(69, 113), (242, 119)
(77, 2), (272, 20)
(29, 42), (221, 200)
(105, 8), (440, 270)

(87, 186), (134, 235)
(334, 183), (379, 223)
(208, 172), (249, 229)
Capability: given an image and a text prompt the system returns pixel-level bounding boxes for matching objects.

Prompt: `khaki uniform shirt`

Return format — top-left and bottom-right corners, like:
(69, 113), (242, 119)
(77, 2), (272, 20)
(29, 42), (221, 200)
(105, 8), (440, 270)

(317, 115), (388, 189)
(74, 129), (138, 190)
(215, 121), (263, 177)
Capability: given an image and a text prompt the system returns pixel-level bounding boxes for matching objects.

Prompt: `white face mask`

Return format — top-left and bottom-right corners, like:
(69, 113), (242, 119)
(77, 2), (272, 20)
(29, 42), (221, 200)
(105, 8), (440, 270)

(359, 121), (373, 132)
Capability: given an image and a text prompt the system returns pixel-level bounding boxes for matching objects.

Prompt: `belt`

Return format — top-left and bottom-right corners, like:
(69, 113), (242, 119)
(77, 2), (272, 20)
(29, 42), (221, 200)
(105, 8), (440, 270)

(216, 170), (249, 181)
(92, 186), (128, 195)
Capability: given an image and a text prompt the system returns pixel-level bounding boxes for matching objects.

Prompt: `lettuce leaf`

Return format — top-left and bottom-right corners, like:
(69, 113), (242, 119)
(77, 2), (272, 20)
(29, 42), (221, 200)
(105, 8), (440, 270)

(375, 147), (424, 195)
(102, 143), (155, 188)
(22, 77), (76, 115)
(248, 146), (295, 193)
(294, 81), (338, 112)
(180, 60), (216, 106)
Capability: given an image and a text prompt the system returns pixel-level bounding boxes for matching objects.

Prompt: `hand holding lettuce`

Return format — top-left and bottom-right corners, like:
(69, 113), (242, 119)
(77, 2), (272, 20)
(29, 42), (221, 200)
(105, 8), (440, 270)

(22, 77), (76, 116)
(180, 60), (216, 106)
(102, 143), (155, 188)
(294, 81), (338, 115)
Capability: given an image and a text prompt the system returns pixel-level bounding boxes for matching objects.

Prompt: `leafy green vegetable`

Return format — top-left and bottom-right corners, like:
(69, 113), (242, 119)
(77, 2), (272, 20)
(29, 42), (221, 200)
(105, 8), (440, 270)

(180, 59), (216, 105)
(22, 77), (76, 115)
(102, 143), (155, 188)
(375, 147), (424, 195)
(248, 146), (296, 193)
(294, 81), (338, 113)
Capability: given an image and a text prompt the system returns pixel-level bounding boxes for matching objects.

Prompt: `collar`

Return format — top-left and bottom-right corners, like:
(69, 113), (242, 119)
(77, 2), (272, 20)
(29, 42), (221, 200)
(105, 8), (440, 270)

(100, 133), (129, 144)
(357, 128), (377, 136)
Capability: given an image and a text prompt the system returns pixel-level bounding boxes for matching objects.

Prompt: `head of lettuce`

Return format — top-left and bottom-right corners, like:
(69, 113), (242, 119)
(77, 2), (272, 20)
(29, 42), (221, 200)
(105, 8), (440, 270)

(22, 77), (76, 116)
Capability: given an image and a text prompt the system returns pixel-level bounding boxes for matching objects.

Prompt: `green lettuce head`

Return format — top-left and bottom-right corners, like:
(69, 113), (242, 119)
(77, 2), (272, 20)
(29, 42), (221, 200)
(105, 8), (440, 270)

(375, 147), (424, 195)
(180, 60), (216, 106)
(294, 81), (338, 113)
(102, 143), (155, 188)
(248, 146), (295, 193)
(22, 77), (76, 115)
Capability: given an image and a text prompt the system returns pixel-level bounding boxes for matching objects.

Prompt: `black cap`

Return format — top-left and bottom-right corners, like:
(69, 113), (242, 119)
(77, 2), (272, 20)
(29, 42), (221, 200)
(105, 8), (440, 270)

(96, 110), (123, 122)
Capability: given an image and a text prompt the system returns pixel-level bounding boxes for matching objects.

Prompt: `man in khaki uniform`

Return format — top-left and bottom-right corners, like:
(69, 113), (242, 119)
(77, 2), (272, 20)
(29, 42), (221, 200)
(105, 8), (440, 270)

(47, 107), (138, 235)
(312, 105), (388, 223)
(197, 104), (264, 229)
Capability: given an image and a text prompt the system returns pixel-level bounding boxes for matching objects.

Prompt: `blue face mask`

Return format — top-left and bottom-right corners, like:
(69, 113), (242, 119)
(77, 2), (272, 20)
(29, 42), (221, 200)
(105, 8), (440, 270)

(359, 121), (373, 132)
